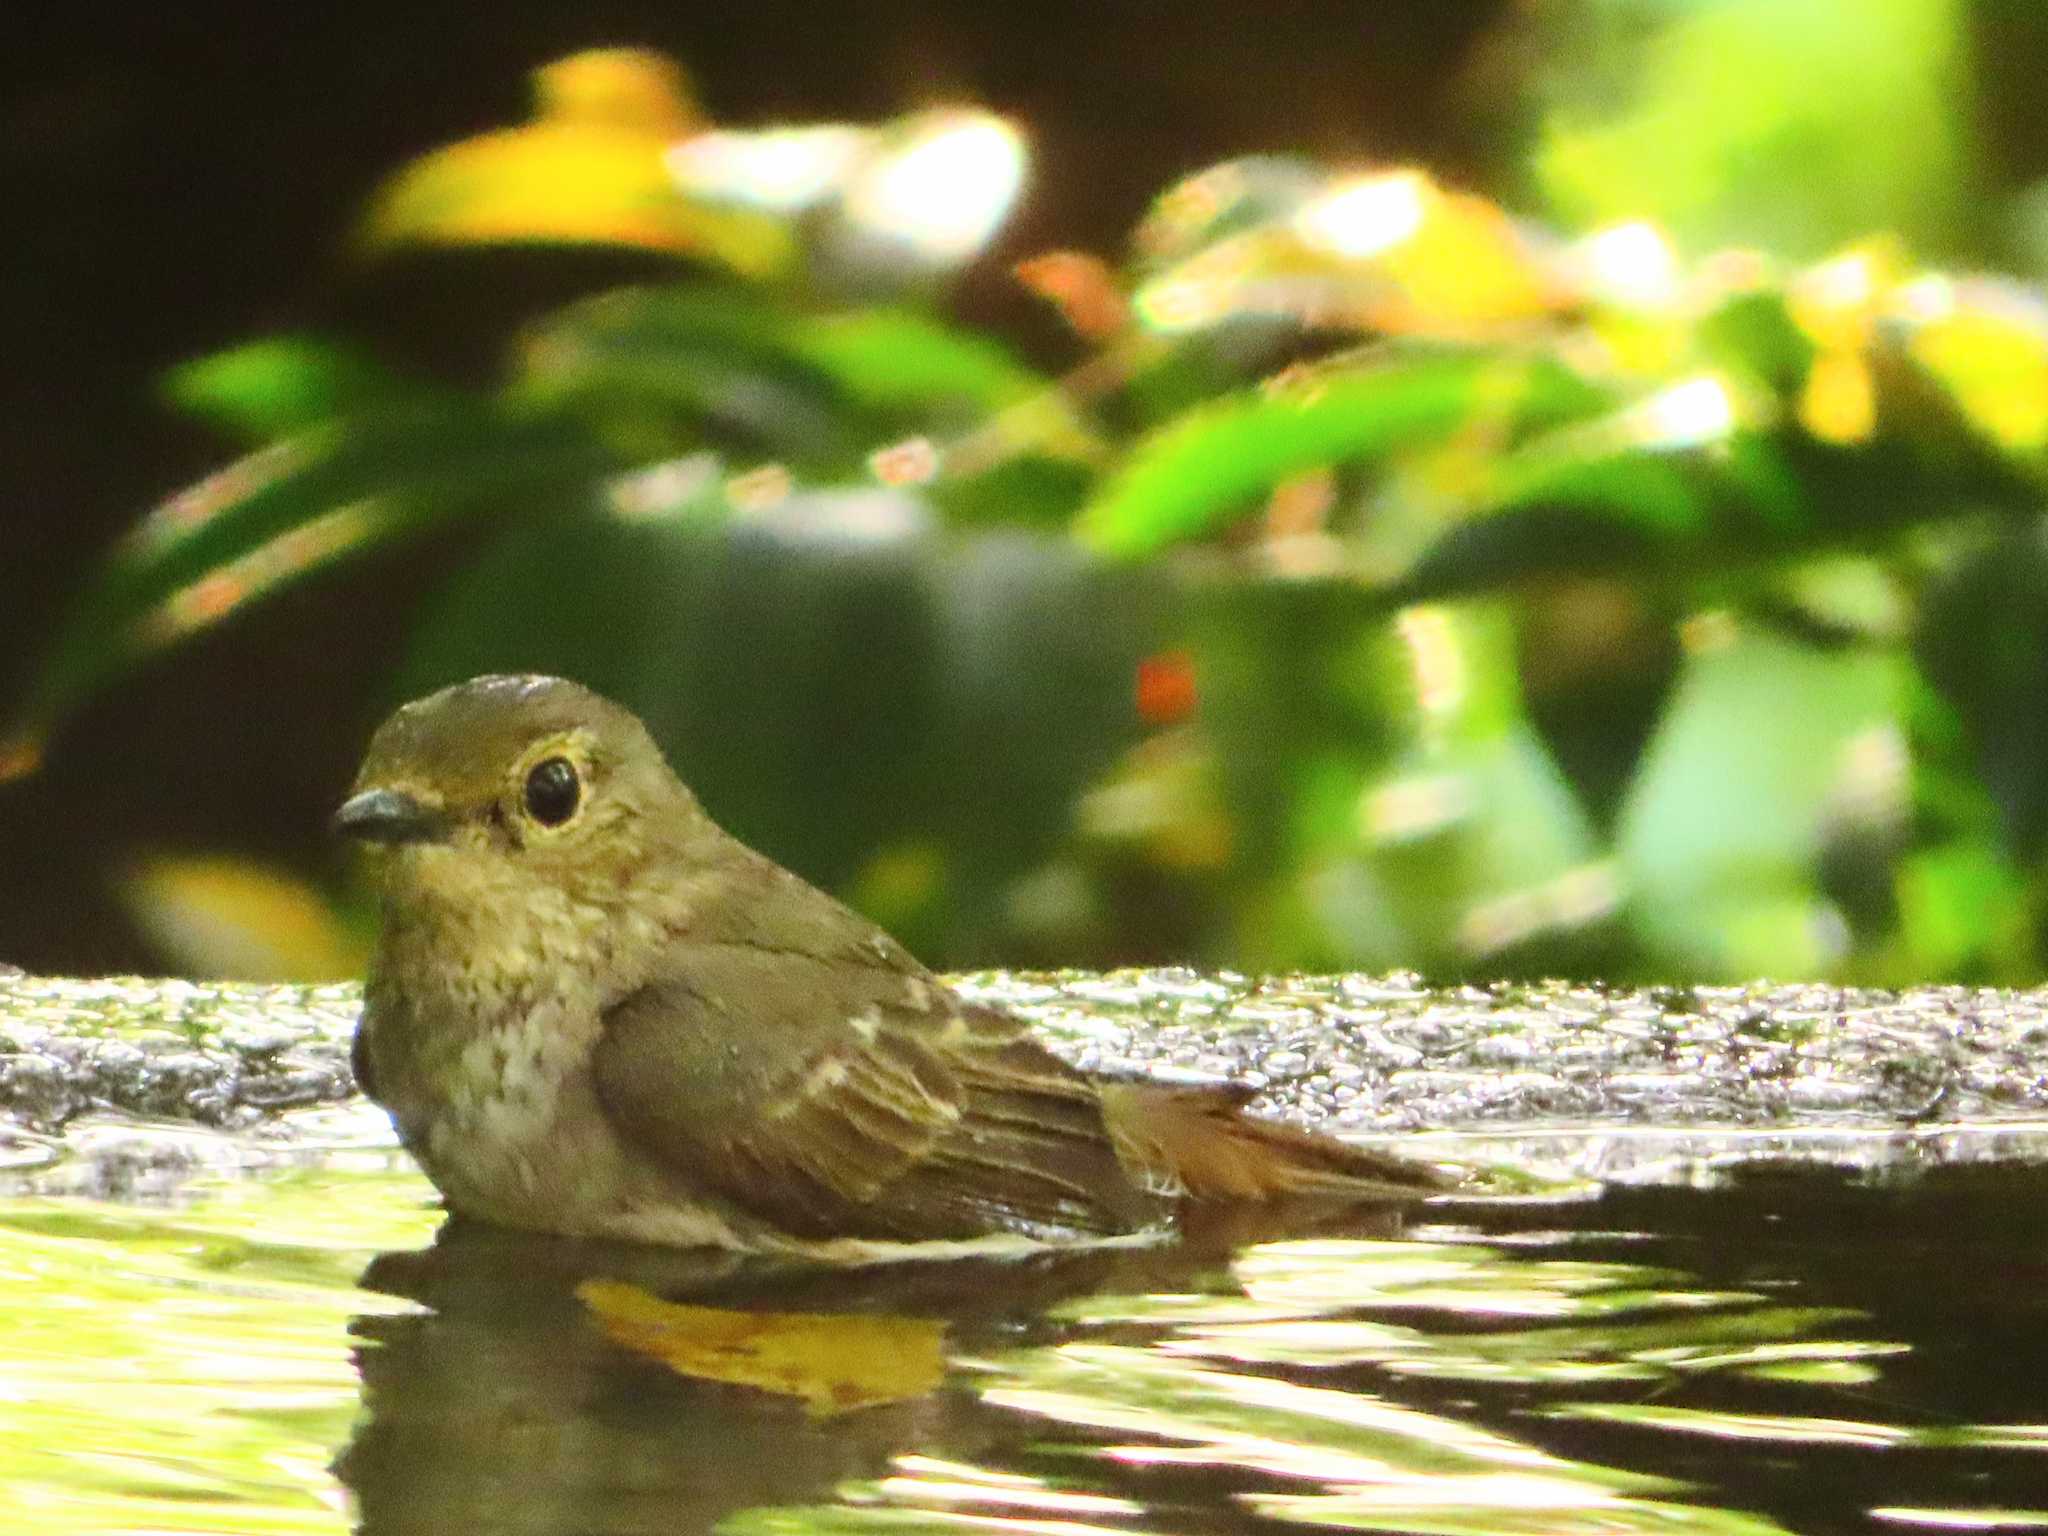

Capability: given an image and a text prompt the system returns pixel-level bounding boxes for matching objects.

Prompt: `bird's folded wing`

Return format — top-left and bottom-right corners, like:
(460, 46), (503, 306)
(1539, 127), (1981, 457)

(591, 949), (1161, 1243)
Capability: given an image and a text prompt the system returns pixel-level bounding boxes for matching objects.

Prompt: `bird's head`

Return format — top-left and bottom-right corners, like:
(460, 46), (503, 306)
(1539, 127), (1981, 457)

(335, 675), (712, 925)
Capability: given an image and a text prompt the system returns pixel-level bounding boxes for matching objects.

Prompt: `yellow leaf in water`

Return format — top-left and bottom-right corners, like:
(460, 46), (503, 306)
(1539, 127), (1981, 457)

(576, 1280), (948, 1417)
(117, 853), (366, 982)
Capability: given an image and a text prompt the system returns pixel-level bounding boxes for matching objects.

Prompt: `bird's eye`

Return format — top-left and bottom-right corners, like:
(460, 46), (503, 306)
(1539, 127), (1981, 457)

(522, 756), (581, 826)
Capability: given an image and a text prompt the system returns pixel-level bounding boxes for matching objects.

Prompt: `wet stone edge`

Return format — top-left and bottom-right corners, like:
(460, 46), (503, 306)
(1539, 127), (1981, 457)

(5, 969), (2048, 1142)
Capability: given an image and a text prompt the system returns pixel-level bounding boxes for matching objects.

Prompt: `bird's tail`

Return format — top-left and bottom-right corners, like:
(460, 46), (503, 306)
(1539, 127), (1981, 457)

(1100, 1083), (1460, 1203)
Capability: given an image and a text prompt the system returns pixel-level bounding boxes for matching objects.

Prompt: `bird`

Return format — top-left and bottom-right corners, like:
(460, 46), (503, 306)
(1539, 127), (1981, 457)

(335, 674), (1454, 1261)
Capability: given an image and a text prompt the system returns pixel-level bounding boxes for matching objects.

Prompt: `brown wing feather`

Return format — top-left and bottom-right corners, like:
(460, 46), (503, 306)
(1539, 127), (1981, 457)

(590, 841), (1441, 1243)
(593, 951), (1164, 1243)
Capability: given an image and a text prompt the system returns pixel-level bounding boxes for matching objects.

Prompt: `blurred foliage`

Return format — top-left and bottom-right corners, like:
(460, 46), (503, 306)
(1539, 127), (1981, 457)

(18, 20), (2048, 984)
(1523, 0), (1979, 258)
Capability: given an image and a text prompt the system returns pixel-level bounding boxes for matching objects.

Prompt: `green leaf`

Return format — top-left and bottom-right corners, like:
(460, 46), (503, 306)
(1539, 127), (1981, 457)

(1894, 840), (2025, 979)
(8, 400), (616, 759)
(1696, 291), (1816, 397)
(519, 286), (857, 463)
(1393, 386), (2036, 607)
(1392, 428), (1795, 600)
(1919, 524), (2048, 857)
(1325, 606), (1610, 974)
(519, 288), (1096, 501)
(786, 310), (1091, 446)
(161, 336), (421, 443)
(1616, 625), (1910, 978)
(1078, 350), (1604, 559)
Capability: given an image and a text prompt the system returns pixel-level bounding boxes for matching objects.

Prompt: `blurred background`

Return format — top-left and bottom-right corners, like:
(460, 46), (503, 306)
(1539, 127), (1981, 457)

(9, 0), (2048, 985)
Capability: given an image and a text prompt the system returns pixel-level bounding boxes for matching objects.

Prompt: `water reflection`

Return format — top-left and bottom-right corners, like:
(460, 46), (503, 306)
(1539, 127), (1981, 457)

(8, 1162), (2048, 1533)
(0, 1167), (434, 1535)
(338, 1207), (1406, 1532)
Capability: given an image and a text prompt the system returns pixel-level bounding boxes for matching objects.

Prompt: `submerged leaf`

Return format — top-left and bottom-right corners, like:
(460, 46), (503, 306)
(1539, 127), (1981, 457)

(577, 1280), (947, 1416)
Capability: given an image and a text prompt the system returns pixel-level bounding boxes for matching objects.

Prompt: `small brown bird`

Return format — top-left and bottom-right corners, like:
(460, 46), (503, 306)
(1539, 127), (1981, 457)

(337, 675), (1451, 1260)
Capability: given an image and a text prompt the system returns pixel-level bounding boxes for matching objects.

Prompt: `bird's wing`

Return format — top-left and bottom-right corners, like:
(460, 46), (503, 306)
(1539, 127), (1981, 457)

(350, 1019), (378, 1101)
(591, 942), (1161, 1244)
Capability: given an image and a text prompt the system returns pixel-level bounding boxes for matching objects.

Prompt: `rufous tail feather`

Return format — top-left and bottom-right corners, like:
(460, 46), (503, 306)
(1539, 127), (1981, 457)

(1100, 1083), (1458, 1202)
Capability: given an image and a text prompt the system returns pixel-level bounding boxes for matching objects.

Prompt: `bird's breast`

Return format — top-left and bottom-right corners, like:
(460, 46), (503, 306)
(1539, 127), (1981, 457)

(361, 932), (750, 1245)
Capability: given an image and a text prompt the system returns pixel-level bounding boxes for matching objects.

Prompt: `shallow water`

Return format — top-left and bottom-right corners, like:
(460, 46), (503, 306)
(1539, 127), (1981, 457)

(5, 1149), (2048, 1535)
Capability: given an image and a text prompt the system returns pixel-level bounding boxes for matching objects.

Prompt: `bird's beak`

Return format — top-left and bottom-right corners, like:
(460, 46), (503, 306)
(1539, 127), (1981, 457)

(332, 787), (451, 845)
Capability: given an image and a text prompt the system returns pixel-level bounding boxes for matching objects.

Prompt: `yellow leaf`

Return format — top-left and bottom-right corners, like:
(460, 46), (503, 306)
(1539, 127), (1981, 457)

(576, 1280), (948, 1416)
(531, 48), (701, 137)
(1375, 185), (1555, 333)
(1136, 169), (1552, 338)
(1788, 241), (1905, 352)
(1910, 294), (2048, 454)
(1800, 348), (1878, 444)
(358, 49), (792, 277)
(116, 854), (366, 982)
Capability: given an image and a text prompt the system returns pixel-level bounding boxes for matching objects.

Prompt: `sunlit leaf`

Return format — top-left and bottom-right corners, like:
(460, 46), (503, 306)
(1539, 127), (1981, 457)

(667, 122), (872, 214)
(1134, 169), (1553, 341)
(162, 336), (419, 443)
(833, 109), (1028, 270)
(577, 1280), (947, 1416)
(358, 49), (791, 276)
(1908, 279), (2048, 458)
(1079, 351), (1604, 559)
(1299, 171), (1557, 333)
(673, 107), (1031, 285)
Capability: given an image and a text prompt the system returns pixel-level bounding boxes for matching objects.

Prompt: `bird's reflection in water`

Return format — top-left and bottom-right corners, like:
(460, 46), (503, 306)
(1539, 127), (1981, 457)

(337, 1201), (1410, 1535)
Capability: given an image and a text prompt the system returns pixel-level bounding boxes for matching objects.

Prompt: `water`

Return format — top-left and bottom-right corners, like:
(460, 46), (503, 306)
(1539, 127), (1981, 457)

(5, 1149), (2047, 1534)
